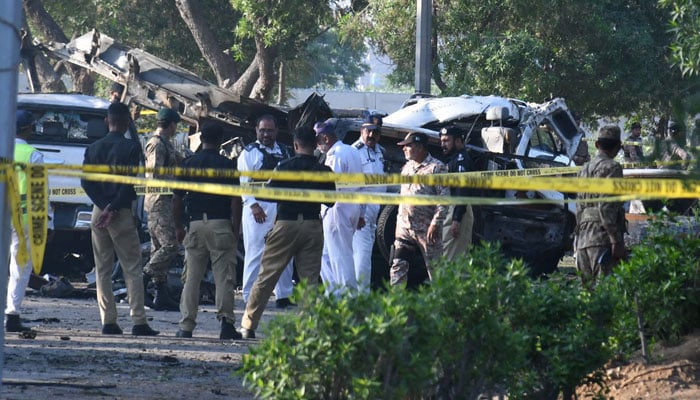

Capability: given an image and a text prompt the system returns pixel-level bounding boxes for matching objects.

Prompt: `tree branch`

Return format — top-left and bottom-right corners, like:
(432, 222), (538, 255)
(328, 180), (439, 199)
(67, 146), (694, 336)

(175, 0), (240, 89)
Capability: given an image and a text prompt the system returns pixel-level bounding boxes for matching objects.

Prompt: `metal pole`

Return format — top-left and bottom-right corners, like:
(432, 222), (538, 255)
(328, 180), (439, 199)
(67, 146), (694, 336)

(0, 0), (24, 390)
(415, 0), (432, 95)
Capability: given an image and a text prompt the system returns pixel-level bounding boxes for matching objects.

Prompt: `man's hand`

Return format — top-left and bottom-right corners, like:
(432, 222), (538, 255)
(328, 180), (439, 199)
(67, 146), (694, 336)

(357, 217), (366, 230)
(251, 203), (267, 224)
(427, 223), (440, 245)
(450, 221), (461, 238)
(95, 209), (116, 229)
(176, 226), (186, 244)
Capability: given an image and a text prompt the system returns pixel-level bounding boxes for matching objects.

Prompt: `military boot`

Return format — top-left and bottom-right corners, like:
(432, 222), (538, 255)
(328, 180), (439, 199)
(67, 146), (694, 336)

(220, 317), (242, 340)
(152, 282), (179, 311)
(5, 314), (31, 332)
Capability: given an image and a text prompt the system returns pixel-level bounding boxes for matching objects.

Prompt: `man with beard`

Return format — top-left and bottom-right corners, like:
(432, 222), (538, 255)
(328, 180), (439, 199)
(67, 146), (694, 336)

(237, 115), (295, 308)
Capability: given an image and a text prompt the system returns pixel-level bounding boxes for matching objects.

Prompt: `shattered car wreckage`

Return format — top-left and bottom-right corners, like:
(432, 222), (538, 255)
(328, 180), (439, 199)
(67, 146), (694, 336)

(28, 30), (582, 283)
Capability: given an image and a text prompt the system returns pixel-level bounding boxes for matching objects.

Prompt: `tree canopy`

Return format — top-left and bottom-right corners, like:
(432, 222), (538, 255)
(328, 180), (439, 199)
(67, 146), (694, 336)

(347, 0), (693, 119)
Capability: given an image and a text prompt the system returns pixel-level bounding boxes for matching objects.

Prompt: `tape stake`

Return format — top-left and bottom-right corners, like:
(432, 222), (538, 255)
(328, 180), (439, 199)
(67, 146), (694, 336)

(28, 164), (48, 274)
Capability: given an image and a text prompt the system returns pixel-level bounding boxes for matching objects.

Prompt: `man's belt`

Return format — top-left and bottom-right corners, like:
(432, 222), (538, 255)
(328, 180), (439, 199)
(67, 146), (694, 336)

(189, 211), (230, 221)
(277, 212), (320, 221)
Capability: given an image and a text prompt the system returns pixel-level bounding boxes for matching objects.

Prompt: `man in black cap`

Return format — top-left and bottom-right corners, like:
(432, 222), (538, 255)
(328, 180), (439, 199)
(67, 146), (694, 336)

(439, 125), (476, 261)
(5, 111), (44, 332)
(81, 102), (159, 336)
(142, 108), (182, 311)
(351, 113), (385, 293)
(240, 126), (336, 339)
(173, 122), (242, 340)
(391, 132), (448, 286)
(575, 125), (627, 288)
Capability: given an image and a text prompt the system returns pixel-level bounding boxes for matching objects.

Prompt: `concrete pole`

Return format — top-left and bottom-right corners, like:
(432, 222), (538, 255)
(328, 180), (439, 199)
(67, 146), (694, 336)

(415, 0), (432, 95)
(0, 0), (24, 390)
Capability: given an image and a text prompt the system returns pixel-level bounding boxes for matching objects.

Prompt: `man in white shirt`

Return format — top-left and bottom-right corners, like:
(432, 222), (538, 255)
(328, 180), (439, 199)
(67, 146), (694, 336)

(237, 114), (295, 308)
(315, 119), (365, 295)
(351, 114), (386, 293)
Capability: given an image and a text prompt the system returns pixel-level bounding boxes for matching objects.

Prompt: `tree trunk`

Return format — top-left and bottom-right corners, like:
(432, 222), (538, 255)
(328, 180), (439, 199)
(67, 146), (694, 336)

(277, 61), (286, 105)
(174, 0), (240, 90)
(23, 0), (94, 93)
(19, 19), (65, 93)
(230, 56), (260, 98)
(249, 37), (278, 102)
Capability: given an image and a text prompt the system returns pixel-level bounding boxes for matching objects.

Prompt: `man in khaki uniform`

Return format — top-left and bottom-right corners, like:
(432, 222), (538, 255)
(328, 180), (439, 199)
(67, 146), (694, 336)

(143, 107), (181, 310)
(575, 125), (627, 287)
(81, 103), (158, 336)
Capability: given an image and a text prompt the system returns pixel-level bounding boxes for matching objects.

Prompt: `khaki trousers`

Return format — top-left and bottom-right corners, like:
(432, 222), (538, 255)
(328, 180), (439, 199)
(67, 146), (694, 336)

(91, 206), (146, 325)
(242, 218), (324, 331)
(442, 205), (474, 261)
(179, 218), (237, 332)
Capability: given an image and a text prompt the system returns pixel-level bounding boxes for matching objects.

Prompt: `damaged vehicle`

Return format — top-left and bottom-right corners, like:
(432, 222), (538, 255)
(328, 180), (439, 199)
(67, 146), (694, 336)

(335, 94), (583, 280)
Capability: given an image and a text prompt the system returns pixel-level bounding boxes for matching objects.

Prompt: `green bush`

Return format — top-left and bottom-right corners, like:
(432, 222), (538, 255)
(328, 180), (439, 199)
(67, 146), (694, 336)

(604, 213), (700, 352)
(239, 243), (617, 399)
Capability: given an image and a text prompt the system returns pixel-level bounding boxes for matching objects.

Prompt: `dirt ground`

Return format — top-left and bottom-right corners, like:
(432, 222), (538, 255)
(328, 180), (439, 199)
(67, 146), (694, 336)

(0, 284), (280, 400)
(2, 286), (700, 400)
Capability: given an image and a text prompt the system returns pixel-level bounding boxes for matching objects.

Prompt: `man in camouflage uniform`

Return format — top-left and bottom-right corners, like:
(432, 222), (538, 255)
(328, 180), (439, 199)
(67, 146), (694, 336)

(661, 122), (693, 168)
(576, 125), (627, 288)
(143, 107), (181, 310)
(390, 132), (449, 286)
(623, 122), (644, 163)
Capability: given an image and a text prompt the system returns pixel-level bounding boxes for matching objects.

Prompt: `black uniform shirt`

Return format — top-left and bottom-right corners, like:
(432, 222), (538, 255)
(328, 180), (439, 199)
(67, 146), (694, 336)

(81, 131), (141, 210)
(268, 154), (335, 220)
(173, 149), (238, 219)
(446, 147), (476, 221)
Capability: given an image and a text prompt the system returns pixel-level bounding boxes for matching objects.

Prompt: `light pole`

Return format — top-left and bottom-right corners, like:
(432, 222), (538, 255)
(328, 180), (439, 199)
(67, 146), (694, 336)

(415, 0), (432, 95)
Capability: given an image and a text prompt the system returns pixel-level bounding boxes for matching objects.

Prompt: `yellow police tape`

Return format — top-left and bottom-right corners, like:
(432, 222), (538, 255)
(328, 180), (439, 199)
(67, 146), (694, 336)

(52, 168), (649, 207)
(4, 160), (700, 274)
(27, 164), (48, 274)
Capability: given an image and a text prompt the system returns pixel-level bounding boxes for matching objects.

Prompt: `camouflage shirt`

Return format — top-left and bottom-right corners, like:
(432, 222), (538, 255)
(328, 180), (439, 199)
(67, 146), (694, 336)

(397, 153), (449, 232)
(576, 150), (626, 248)
(623, 135), (644, 163)
(144, 132), (178, 211)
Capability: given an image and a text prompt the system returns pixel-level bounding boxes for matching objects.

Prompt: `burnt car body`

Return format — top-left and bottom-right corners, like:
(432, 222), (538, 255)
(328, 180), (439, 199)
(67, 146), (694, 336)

(30, 30), (583, 282)
(334, 94), (583, 278)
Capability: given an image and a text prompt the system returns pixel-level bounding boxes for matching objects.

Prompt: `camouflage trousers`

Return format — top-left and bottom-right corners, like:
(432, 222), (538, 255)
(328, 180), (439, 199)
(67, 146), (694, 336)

(144, 197), (178, 284)
(390, 224), (442, 286)
(575, 245), (614, 288)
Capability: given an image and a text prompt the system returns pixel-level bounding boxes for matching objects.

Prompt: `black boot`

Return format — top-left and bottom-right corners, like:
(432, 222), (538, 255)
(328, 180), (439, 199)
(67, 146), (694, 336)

(220, 317), (242, 340)
(153, 282), (179, 311)
(5, 314), (31, 332)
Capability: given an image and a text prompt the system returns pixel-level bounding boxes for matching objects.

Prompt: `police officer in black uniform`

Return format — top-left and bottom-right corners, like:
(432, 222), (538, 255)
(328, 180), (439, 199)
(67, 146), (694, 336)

(239, 126), (335, 339)
(173, 122), (243, 339)
(439, 125), (478, 260)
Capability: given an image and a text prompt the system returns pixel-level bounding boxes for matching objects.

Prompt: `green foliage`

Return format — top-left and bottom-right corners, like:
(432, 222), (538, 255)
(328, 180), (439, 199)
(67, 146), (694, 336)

(239, 243), (616, 399)
(604, 212), (700, 351)
(240, 283), (438, 399)
(351, 0), (692, 119)
(286, 29), (369, 90)
(661, 0), (700, 77)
